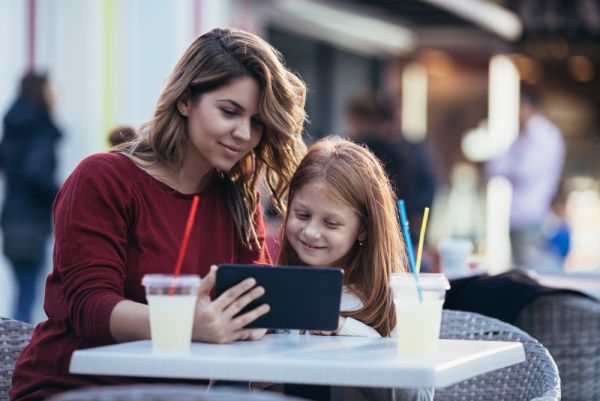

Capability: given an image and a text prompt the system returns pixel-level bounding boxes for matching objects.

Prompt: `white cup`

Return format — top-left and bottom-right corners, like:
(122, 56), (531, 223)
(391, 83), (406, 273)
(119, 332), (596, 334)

(438, 238), (474, 279)
(142, 274), (201, 352)
(391, 272), (450, 354)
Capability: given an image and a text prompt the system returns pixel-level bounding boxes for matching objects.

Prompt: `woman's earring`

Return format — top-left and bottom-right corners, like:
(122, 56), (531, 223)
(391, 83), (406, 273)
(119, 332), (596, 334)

(358, 240), (364, 247)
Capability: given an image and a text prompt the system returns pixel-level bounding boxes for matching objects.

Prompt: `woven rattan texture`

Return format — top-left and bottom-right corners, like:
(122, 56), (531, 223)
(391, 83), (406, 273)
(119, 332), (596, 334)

(436, 310), (560, 401)
(47, 384), (308, 401)
(515, 294), (600, 401)
(0, 317), (33, 401)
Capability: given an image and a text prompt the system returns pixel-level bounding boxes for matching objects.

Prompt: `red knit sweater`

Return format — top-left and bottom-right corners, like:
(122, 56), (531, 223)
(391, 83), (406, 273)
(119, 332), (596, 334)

(10, 153), (271, 401)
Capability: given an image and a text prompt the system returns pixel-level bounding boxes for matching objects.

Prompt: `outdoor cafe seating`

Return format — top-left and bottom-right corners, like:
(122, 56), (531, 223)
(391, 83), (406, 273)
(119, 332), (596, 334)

(45, 384), (308, 401)
(0, 310), (559, 401)
(0, 316), (32, 401)
(436, 310), (560, 401)
(515, 293), (600, 400)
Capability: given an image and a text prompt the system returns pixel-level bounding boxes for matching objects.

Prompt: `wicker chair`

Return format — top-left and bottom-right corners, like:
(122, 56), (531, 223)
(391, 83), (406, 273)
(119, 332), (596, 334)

(0, 316), (34, 401)
(515, 294), (600, 401)
(436, 310), (561, 401)
(47, 384), (308, 401)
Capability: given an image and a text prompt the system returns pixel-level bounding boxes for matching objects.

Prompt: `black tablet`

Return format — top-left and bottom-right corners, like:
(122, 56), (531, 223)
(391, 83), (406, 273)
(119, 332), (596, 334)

(216, 264), (343, 330)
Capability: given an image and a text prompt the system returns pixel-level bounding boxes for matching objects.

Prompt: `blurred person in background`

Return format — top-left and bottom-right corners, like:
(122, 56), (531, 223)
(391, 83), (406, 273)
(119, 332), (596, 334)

(486, 87), (565, 271)
(344, 91), (436, 266)
(0, 71), (61, 323)
(540, 182), (571, 271)
(107, 125), (136, 147)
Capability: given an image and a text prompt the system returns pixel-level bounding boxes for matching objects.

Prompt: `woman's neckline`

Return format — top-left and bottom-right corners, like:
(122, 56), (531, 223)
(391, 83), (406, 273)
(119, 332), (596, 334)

(116, 152), (218, 199)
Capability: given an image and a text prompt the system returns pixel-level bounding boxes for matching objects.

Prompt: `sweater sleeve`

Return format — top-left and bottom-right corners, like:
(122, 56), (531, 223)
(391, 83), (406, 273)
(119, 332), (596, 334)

(53, 154), (133, 344)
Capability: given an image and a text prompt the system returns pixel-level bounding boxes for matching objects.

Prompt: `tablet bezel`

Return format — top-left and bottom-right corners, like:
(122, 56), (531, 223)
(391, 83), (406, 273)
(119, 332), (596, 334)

(215, 264), (343, 330)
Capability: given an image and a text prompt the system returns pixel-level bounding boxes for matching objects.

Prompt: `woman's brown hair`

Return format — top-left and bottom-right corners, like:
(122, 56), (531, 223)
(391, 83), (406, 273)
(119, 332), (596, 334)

(117, 27), (307, 249)
(278, 136), (407, 336)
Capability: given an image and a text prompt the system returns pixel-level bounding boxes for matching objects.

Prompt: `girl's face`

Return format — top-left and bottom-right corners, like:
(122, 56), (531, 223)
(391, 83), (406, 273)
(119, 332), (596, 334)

(179, 76), (265, 173)
(286, 181), (364, 267)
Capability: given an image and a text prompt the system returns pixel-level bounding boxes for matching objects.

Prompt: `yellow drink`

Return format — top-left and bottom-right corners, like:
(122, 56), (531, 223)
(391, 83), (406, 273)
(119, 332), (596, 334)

(142, 274), (201, 352)
(394, 297), (443, 353)
(147, 295), (197, 351)
(391, 273), (449, 354)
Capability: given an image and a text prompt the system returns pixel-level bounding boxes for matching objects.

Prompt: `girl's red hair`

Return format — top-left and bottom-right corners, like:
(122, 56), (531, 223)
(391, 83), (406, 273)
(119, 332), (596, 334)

(279, 136), (407, 336)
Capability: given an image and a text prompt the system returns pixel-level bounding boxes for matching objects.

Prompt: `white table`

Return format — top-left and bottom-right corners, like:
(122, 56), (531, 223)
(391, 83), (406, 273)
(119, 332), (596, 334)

(70, 333), (525, 389)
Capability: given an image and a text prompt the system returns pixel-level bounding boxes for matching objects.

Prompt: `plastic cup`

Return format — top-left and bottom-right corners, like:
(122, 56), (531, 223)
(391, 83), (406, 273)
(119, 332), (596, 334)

(438, 238), (474, 279)
(391, 272), (450, 354)
(142, 274), (201, 352)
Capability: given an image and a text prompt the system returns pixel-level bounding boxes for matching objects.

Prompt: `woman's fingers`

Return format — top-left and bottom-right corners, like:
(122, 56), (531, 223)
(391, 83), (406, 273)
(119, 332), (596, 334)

(198, 265), (217, 297)
(222, 285), (265, 318)
(230, 303), (270, 330)
(248, 328), (268, 341)
(213, 277), (258, 310)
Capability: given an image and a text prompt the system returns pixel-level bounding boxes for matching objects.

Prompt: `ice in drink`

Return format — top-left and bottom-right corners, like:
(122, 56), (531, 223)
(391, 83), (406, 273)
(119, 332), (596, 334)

(142, 274), (201, 352)
(391, 273), (449, 354)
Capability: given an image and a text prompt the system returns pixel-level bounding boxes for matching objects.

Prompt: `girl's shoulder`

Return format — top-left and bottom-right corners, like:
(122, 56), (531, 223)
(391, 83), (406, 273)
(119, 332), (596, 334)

(341, 287), (364, 312)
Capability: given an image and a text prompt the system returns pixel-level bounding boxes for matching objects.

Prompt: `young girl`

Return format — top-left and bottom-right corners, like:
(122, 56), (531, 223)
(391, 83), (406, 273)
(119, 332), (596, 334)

(10, 27), (307, 401)
(278, 136), (433, 400)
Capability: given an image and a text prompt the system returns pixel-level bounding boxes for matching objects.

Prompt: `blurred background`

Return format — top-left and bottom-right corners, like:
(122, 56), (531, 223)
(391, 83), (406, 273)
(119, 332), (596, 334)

(1, 0), (600, 322)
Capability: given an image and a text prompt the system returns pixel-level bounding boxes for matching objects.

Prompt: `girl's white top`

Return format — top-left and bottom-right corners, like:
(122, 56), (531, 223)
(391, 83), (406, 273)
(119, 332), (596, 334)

(338, 288), (397, 338)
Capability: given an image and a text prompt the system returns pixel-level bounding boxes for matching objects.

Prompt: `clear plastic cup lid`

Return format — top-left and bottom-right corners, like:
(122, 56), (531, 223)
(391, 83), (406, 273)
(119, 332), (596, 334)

(390, 272), (450, 291)
(142, 274), (201, 287)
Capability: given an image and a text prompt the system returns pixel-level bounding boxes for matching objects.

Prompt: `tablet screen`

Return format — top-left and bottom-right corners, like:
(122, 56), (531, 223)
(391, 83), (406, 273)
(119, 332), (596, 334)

(216, 264), (343, 330)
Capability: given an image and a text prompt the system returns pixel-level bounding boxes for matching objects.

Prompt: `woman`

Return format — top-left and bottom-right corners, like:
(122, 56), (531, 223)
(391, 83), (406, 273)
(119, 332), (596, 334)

(10, 27), (307, 401)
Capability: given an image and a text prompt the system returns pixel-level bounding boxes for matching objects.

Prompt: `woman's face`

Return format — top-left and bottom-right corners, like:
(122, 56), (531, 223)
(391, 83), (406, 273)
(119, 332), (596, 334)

(180, 76), (264, 173)
(286, 181), (364, 268)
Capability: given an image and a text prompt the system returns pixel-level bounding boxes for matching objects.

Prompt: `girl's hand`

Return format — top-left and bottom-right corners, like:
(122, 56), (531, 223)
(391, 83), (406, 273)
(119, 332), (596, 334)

(192, 265), (270, 343)
(308, 316), (346, 336)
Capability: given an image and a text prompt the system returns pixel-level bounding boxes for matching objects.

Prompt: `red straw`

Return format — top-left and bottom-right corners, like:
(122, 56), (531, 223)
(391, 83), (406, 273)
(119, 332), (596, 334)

(169, 195), (200, 295)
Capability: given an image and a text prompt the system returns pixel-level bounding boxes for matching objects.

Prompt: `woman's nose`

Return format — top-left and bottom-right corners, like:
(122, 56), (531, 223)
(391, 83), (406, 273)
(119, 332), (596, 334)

(232, 119), (251, 141)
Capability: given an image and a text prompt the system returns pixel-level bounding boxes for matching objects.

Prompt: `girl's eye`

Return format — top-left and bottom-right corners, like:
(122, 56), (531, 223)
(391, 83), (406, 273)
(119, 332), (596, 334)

(294, 211), (309, 220)
(325, 220), (339, 228)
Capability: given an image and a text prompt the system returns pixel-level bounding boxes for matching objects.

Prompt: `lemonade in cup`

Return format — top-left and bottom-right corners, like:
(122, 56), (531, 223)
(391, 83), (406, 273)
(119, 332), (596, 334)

(391, 272), (449, 354)
(142, 274), (201, 352)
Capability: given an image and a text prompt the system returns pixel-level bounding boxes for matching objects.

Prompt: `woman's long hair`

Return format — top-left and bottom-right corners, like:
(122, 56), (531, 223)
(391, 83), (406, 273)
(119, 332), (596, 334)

(117, 28), (307, 249)
(278, 137), (407, 336)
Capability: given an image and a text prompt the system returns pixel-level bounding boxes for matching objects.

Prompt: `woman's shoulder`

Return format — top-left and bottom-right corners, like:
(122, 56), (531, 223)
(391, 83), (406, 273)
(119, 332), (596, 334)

(74, 152), (137, 177)
(64, 152), (145, 195)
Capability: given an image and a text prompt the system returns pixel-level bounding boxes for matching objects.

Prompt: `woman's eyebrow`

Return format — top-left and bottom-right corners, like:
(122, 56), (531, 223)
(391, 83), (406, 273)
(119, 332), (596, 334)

(217, 99), (245, 111)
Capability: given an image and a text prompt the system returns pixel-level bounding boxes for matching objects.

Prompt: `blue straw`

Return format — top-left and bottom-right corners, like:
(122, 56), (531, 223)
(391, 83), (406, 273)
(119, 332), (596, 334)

(397, 200), (423, 303)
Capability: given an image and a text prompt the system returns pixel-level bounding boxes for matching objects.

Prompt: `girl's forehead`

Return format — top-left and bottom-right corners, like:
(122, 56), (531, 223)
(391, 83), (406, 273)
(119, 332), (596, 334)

(294, 180), (354, 209)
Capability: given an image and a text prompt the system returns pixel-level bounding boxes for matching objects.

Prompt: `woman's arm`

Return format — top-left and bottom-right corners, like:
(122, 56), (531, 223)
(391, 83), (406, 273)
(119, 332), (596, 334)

(109, 266), (271, 344)
(110, 300), (151, 342)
